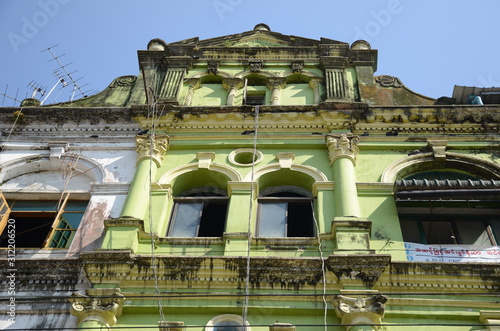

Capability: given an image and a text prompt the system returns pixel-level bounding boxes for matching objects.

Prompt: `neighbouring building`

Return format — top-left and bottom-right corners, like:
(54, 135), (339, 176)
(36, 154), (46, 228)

(1, 24), (500, 330)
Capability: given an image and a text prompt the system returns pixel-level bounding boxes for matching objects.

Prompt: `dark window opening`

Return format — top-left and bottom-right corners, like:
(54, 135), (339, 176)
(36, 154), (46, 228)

(0, 197), (88, 249)
(245, 94), (265, 106)
(257, 189), (314, 238)
(400, 214), (499, 246)
(396, 176), (500, 246)
(168, 194), (228, 238)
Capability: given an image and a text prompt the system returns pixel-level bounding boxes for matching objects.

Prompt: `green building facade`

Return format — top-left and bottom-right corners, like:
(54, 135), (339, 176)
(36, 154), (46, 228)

(2, 24), (500, 330)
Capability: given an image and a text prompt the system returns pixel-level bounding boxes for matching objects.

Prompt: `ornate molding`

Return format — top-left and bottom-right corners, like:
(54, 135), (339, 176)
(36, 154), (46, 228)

(325, 133), (360, 165)
(249, 60), (263, 72)
(333, 293), (388, 330)
(109, 75), (137, 88)
(291, 60), (304, 73)
(207, 61), (219, 75)
(135, 134), (170, 167)
(69, 288), (125, 328)
(375, 75), (402, 88)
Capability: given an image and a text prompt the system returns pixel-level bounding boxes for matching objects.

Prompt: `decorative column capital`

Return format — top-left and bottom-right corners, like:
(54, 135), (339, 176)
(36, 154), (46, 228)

(267, 77), (287, 90)
(69, 288), (125, 328)
(333, 294), (388, 330)
(326, 133), (360, 165)
(222, 78), (244, 90)
(136, 134), (170, 167)
(309, 77), (323, 89)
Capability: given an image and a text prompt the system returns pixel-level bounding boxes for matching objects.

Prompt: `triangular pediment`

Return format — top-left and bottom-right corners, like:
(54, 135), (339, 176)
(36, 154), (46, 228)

(167, 24), (349, 48)
(230, 33), (289, 47)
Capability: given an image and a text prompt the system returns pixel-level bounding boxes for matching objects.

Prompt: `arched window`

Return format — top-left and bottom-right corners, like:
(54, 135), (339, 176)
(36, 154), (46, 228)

(257, 186), (314, 238)
(168, 187), (228, 238)
(396, 170), (500, 246)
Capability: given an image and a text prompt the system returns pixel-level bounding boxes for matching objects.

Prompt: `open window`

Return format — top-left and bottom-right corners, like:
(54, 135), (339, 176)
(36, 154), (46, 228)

(257, 186), (314, 238)
(168, 188), (228, 237)
(0, 192), (89, 249)
(396, 172), (500, 246)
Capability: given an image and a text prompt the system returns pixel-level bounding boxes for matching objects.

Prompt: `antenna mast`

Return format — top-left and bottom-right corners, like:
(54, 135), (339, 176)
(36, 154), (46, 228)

(42, 45), (92, 102)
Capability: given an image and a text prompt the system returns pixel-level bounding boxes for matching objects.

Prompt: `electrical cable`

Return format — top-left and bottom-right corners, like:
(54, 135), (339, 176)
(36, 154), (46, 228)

(311, 200), (328, 331)
(242, 104), (260, 329)
(144, 67), (166, 323)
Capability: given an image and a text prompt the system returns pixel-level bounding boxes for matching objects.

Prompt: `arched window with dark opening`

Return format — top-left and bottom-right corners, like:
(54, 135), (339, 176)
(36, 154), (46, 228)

(168, 187), (228, 238)
(257, 186), (314, 238)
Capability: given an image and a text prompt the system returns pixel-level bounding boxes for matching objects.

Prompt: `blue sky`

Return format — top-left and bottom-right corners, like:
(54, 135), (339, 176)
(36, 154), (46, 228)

(1, 0), (499, 105)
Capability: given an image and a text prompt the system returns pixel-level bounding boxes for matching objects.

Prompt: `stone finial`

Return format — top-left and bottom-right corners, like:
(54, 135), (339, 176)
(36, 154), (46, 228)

(135, 134), (170, 167)
(333, 294), (388, 330)
(325, 133), (360, 165)
(69, 289), (125, 328)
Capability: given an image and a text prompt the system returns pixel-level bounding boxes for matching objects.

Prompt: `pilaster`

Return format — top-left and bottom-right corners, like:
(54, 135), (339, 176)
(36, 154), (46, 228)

(120, 134), (169, 219)
(183, 78), (200, 106)
(267, 77), (286, 105)
(223, 78), (244, 106)
(325, 133), (361, 218)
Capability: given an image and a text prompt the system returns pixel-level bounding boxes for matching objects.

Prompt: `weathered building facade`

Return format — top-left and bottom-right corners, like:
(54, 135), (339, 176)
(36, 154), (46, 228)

(2, 24), (500, 330)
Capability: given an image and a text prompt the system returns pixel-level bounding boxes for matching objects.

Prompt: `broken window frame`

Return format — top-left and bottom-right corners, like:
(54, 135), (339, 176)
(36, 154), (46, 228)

(0, 192), (89, 249)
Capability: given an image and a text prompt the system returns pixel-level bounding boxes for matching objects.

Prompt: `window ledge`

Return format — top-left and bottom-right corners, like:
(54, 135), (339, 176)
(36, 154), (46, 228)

(252, 237), (319, 247)
(158, 237), (224, 245)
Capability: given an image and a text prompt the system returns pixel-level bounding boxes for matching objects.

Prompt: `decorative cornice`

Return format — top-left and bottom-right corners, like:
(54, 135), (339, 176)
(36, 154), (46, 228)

(325, 133), (360, 165)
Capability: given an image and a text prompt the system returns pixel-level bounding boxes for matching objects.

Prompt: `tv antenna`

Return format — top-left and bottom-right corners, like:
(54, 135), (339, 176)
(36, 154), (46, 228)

(42, 45), (94, 102)
(27, 81), (46, 99)
(0, 85), (22, 106)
